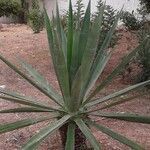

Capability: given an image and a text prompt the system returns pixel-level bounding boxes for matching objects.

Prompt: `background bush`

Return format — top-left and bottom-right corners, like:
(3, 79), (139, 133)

(61, 0), (119, 49)
(137, 23), (150, 82)
(61, 0), (85, 31)
(94, 0), (119, 49)
(122, 11), (142, 31)
(139, 0), (150, 15)
(121, 7), (150, 84)
(28, 0), (44, 33)
(18, 0), (29, 23)
(0, 0), (22, 17)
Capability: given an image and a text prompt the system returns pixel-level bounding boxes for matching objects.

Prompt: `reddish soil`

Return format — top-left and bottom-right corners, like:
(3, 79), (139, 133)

(0, 24), (150, 150)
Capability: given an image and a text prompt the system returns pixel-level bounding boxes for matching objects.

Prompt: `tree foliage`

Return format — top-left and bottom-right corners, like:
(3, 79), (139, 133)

(28, 0), (44, 33)
(0, 0), (22, 17)
(122, 11), (142, 30)
(137, 23), (150, 83)
(139, 0), (150, 14)
(94, 0), (118, 49)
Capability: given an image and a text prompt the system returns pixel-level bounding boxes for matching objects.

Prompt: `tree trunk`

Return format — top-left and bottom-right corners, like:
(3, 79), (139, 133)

(59, 123), (89, 150)
(18, 0), (29, 23)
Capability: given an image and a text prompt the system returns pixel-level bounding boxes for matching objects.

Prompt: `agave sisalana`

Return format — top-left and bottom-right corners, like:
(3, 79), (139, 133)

(0, 0), (150, 149)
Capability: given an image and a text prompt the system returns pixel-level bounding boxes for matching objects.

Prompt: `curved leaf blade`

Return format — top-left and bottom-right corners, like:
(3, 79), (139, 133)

(0, 89), (38, 102)
(0, 116), (55, 134)
(100, 92), (148, 110)
(87, 38), (149, 100)
(70, 67), (82, 111)
(0, 107), (54, 113)
(56, 2), (67, 60)
(86, 80), (150, 107)
(75, 119), (101, 150)
(80, 6), (106, 101)
(53, 28), (71, 110)
(71, 6), (105, 107)
(78, 0), (91, 65)
(67, 0), (74, 71)
(0, 96), (59, 112)
(90, 112), (150, 124)
(0, 54), (62, 107)
(19, 60), (63, 105)
(70, 30), (80, 83)
(83, 50), (111, 104)
(87, 120), (145, 150)
(22, 115), (70, 150)
(65, 123), (75, 150)
(45, 9), (71, 109)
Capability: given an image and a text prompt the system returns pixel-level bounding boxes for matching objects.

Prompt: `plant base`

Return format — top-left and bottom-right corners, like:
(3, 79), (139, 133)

(59, 123), (89, 150)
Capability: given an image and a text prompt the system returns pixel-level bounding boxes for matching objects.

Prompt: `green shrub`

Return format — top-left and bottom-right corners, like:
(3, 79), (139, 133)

(61, 0), (85, 31)
(61, 0), (119, 49)
(29, 9), (44, 33)
(0, 0), (22, 17)
(94, 0), (119, 49)
(28, 0), (44, 33)
(95, 0), (116, 31)
(18, 0), (29, 23)
(137, 23), (150, 82)
(139, 0), (150, 15)
(0, 1), (150, 149)
(122, 11), (142, 30)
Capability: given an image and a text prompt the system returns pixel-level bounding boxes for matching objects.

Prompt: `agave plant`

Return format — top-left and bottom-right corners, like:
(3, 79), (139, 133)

(0, 0), (150, 149)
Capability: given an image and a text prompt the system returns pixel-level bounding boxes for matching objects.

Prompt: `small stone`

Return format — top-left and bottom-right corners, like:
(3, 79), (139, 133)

(0, 85), (6, 89)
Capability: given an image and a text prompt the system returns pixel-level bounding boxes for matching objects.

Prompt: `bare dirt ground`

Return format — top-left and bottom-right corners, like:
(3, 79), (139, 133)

(0, 24), (150, 150)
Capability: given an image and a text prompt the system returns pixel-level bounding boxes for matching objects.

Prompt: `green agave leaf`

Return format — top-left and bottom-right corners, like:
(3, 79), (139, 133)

(70, 67), (82, 111)
(22, 115), (70, 150)
(45, 9), (71, 110)
(0, 88), (37, 102)
(27, 144), (39, 150)
(90, 112), (150, 124)
(0, 54), (62, 107)
(70, 30), (80, 83)
(87, 120), (145, 150)
(83, 50), (111, 104)
(53, 27), (71, 110)
(45, 9), (69, 106)
(75, 119), (101, 150)
(81, 5), (108, 102)
(19, 59), (63, 106)
(65, 123), (75, 150)
(0, 115), (55, 134)
(56, 2), (62, 44)
(78, 0), (91, 66)
(0, 107), (54, 113)
(80, 6), (105, 102)
(100, 92), (147, 110)
(61, 25), (67, 61)
(67, 0), (73, 71)
(84, 11), (121, 102)
(56, 2), (67, 60)
(0, 95), (59, 112)
(44, 8), (54, 51)
(87, 38), (149, 100)
(86, 80), (150, 107)
(93, 11), (121, 68)
(71, 6), (105, 108)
